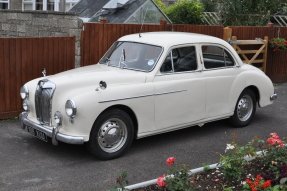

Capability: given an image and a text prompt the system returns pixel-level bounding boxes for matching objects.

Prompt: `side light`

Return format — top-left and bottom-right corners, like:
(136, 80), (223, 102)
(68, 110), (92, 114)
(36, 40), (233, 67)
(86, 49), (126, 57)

(54, 111), (62, 125)
(20, 85), (29, 99)
(22, 99), (30, 111)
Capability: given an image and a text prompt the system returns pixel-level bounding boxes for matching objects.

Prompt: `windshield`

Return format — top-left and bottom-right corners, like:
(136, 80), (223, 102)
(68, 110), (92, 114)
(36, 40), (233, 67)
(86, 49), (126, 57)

(99, 41), (163, 72)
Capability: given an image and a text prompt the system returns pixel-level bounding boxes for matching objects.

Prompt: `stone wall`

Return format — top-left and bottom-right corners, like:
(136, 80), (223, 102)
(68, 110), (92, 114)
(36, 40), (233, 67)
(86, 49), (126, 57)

(0, 10), (83, 67)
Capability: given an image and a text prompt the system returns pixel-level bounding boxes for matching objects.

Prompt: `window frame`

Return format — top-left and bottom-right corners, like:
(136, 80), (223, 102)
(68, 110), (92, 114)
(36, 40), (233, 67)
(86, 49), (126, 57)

(159, 44), (200, 75)
(200, 44), (237, 71)
(0, 0), (9, 9)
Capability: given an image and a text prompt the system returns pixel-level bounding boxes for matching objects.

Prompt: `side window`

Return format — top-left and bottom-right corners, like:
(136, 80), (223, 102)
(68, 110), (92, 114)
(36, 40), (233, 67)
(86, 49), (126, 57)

(160, 46), (197, 73)
(202, 45), (235, 69)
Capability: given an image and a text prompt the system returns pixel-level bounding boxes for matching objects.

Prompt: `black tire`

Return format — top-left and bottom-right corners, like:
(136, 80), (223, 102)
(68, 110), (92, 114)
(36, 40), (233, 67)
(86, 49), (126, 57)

(86, 109), (134, 160)
(229, 89), (257, 127)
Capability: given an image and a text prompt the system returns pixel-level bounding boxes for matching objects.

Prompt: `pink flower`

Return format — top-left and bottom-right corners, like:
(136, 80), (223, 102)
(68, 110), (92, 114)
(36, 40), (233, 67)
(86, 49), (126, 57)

(270, 133), (279, 139)
(166, 157), (175, 166)
(157, 175), (166, 187)
(213, 179), (219, 181)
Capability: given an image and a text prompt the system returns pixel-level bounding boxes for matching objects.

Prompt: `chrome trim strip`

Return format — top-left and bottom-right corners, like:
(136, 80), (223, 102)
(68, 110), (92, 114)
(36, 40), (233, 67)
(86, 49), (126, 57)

(202, 65), (240, 71)
(20, 112), (84, 145)
(99, 90), (187, 103)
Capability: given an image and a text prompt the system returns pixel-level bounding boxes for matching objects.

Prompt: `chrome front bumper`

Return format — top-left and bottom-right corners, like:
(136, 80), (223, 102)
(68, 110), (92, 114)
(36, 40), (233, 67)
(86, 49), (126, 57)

(19, 112), (84, 145)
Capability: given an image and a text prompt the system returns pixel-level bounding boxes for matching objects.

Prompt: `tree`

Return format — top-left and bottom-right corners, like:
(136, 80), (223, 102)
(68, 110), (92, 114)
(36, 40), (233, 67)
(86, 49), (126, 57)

(165, 0), (204, 24)
(219, 0), (283, 26)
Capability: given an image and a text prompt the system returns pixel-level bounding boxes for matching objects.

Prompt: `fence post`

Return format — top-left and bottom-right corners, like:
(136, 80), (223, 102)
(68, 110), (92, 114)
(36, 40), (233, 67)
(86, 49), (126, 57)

(160, 20), (167, 31)
(223, 27), (232, 42)
(263, 36), (268, 73)
(100, 19), (107, 24)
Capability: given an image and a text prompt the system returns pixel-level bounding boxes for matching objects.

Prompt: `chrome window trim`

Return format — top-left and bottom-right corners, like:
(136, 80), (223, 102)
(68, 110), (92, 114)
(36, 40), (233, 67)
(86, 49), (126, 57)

(156, 69), (202, 76)
(159, 45), (199, 75)
(99, 41), (164, 73)
(200, 44), (238, 70)
(202, 65), (240, 72)
(99, 90), (187, 103)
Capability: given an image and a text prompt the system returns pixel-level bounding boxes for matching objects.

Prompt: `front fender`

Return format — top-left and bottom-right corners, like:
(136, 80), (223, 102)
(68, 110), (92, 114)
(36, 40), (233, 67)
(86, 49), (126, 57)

(53, 82), (155, 141)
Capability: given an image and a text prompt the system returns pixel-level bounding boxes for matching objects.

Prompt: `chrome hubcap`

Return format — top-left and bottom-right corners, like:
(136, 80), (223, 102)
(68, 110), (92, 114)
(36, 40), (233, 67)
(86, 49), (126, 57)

(237, 95), (253, 122)
(98, 118), (127, 153)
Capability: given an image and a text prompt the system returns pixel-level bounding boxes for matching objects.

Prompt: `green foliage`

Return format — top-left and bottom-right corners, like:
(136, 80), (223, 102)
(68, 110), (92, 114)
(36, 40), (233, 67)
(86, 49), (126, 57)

(110, 171), (129, 191)
(164, 162), (197, 191)
(0, 117), (19, 121)
(202, 163), (210, 171)
(219, 0), (283, 26)
(258, 134), (287, 168)
(164, 0), (204, 24)
(269, 38), (287, 52)
(218, 133), (258, 183)
(201, 0), (217, 12)
(153, 0), (166, 11)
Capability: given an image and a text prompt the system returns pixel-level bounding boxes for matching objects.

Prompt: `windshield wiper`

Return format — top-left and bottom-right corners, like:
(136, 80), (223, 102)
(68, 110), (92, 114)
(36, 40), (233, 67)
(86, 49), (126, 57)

(105, 57), (111, 66)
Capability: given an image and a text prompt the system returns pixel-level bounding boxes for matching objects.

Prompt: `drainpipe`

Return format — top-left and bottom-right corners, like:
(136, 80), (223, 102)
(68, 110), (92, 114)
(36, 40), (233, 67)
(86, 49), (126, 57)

(59, 0), (66, 12)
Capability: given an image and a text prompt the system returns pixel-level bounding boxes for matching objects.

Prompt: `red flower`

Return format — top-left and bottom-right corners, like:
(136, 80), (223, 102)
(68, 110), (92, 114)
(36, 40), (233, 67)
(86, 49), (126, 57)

(262, 180), (271, 189)
(157, 175), (166, 187)
(166, 157), (175, 166)
(270, 133), (279, 139)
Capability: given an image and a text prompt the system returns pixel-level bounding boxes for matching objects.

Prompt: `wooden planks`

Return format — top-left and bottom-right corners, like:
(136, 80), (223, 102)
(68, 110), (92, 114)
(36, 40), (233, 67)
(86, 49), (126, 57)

(0, 36), (76, 119)
(81, 23), (224, 66)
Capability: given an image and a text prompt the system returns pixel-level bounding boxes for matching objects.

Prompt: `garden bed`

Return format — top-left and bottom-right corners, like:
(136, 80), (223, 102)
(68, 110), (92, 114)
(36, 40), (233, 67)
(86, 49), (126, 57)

(131, 157), (267, 191)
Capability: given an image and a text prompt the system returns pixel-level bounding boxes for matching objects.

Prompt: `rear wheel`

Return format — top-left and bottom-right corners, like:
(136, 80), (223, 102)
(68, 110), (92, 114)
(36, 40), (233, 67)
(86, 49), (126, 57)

(229, 89), (256, 127)
(86, 109), (134, 160)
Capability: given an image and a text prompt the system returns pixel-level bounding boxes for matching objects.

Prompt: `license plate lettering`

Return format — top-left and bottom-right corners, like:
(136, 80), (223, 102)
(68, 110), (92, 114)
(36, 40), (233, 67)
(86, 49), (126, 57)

(27, 126), (48, 142)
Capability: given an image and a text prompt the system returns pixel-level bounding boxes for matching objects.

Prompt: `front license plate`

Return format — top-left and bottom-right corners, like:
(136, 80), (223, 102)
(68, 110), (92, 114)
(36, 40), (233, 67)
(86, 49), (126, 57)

(27, 126), (48, 142)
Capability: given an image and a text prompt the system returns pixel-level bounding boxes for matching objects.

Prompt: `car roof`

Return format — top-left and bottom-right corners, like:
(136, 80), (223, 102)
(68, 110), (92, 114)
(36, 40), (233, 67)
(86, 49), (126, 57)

(118, 32), (228, 47)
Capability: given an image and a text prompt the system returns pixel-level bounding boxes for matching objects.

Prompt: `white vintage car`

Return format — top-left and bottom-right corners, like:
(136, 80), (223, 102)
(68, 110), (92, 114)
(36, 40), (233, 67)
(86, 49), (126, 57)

(19, 32), (277, 160)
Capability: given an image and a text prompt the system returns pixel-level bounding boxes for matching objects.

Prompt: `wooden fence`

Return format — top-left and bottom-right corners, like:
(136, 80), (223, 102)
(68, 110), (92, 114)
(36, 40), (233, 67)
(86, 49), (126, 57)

(81, 20), (224, 66)
(0, 36), (75, 119)
(81, 21), (287, 82)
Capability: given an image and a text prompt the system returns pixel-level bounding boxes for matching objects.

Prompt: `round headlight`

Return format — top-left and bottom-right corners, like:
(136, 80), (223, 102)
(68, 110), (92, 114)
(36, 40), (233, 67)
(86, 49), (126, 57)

(65, 100), (77, 117)
(54, 111), (62, 125)
(20, 85), (29, 99)
(22, 99), (29, 111)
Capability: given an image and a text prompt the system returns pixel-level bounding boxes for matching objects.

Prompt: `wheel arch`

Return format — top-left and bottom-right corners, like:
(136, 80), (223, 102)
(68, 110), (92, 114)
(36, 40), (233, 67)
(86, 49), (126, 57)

(245, 85), (260, 105)
(93, 104), (138, 139)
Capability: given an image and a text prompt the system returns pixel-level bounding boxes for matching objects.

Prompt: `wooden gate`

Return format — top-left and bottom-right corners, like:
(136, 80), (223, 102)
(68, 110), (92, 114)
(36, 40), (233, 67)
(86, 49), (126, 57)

(229, 36), (268, 73)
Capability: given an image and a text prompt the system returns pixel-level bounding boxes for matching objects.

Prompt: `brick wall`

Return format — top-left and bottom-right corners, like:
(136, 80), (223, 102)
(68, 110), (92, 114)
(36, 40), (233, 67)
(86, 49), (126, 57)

(0, 10), (83, 67)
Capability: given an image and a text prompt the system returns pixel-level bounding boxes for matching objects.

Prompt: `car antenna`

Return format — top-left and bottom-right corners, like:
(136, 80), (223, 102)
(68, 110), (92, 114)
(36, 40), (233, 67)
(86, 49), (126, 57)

(139, 8), (148, 38)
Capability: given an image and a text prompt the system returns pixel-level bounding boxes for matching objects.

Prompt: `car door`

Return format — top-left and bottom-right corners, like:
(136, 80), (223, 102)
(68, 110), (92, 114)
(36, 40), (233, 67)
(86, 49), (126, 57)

(200, 44), (241, 118)
(153, 45), (206, 130)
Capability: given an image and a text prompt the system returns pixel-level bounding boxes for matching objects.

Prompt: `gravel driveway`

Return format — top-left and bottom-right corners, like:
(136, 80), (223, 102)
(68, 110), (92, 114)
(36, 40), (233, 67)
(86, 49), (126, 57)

(0, 83), (286, 191)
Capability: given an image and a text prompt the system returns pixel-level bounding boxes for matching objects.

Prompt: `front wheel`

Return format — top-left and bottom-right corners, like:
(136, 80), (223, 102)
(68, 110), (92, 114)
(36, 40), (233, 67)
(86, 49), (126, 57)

(229, 89), (256, 127)
(86, 109), (134, 160)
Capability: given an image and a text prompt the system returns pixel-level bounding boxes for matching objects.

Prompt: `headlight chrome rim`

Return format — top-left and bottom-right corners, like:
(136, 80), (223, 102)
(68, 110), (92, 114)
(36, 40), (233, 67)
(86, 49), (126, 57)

(65, 99), (77, 118)
(22, 99), (30, 111)
(20, 85), (29, 99)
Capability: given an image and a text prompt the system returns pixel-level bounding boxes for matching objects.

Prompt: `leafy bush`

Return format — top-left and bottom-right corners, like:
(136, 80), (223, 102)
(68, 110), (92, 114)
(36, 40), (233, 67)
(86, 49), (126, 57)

(219, 0), (283, 26)
(157, 157), (197, 191)
(201, 0), (218, 12)
(164, 0), (204, 24)
(217, 133), (258, 183)
(153, 0), (166, 11)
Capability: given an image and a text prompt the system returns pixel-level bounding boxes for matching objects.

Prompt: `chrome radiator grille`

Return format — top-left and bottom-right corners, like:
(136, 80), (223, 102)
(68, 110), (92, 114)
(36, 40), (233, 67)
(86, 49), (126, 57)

(35, 80), (56, 125)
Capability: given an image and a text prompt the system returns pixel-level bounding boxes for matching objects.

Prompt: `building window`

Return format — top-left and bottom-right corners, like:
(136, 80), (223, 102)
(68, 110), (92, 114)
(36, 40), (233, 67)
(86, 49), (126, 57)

(66, 0), (77, 11)
(22, 0), (78, 11)
(0, 0), (9, 9)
